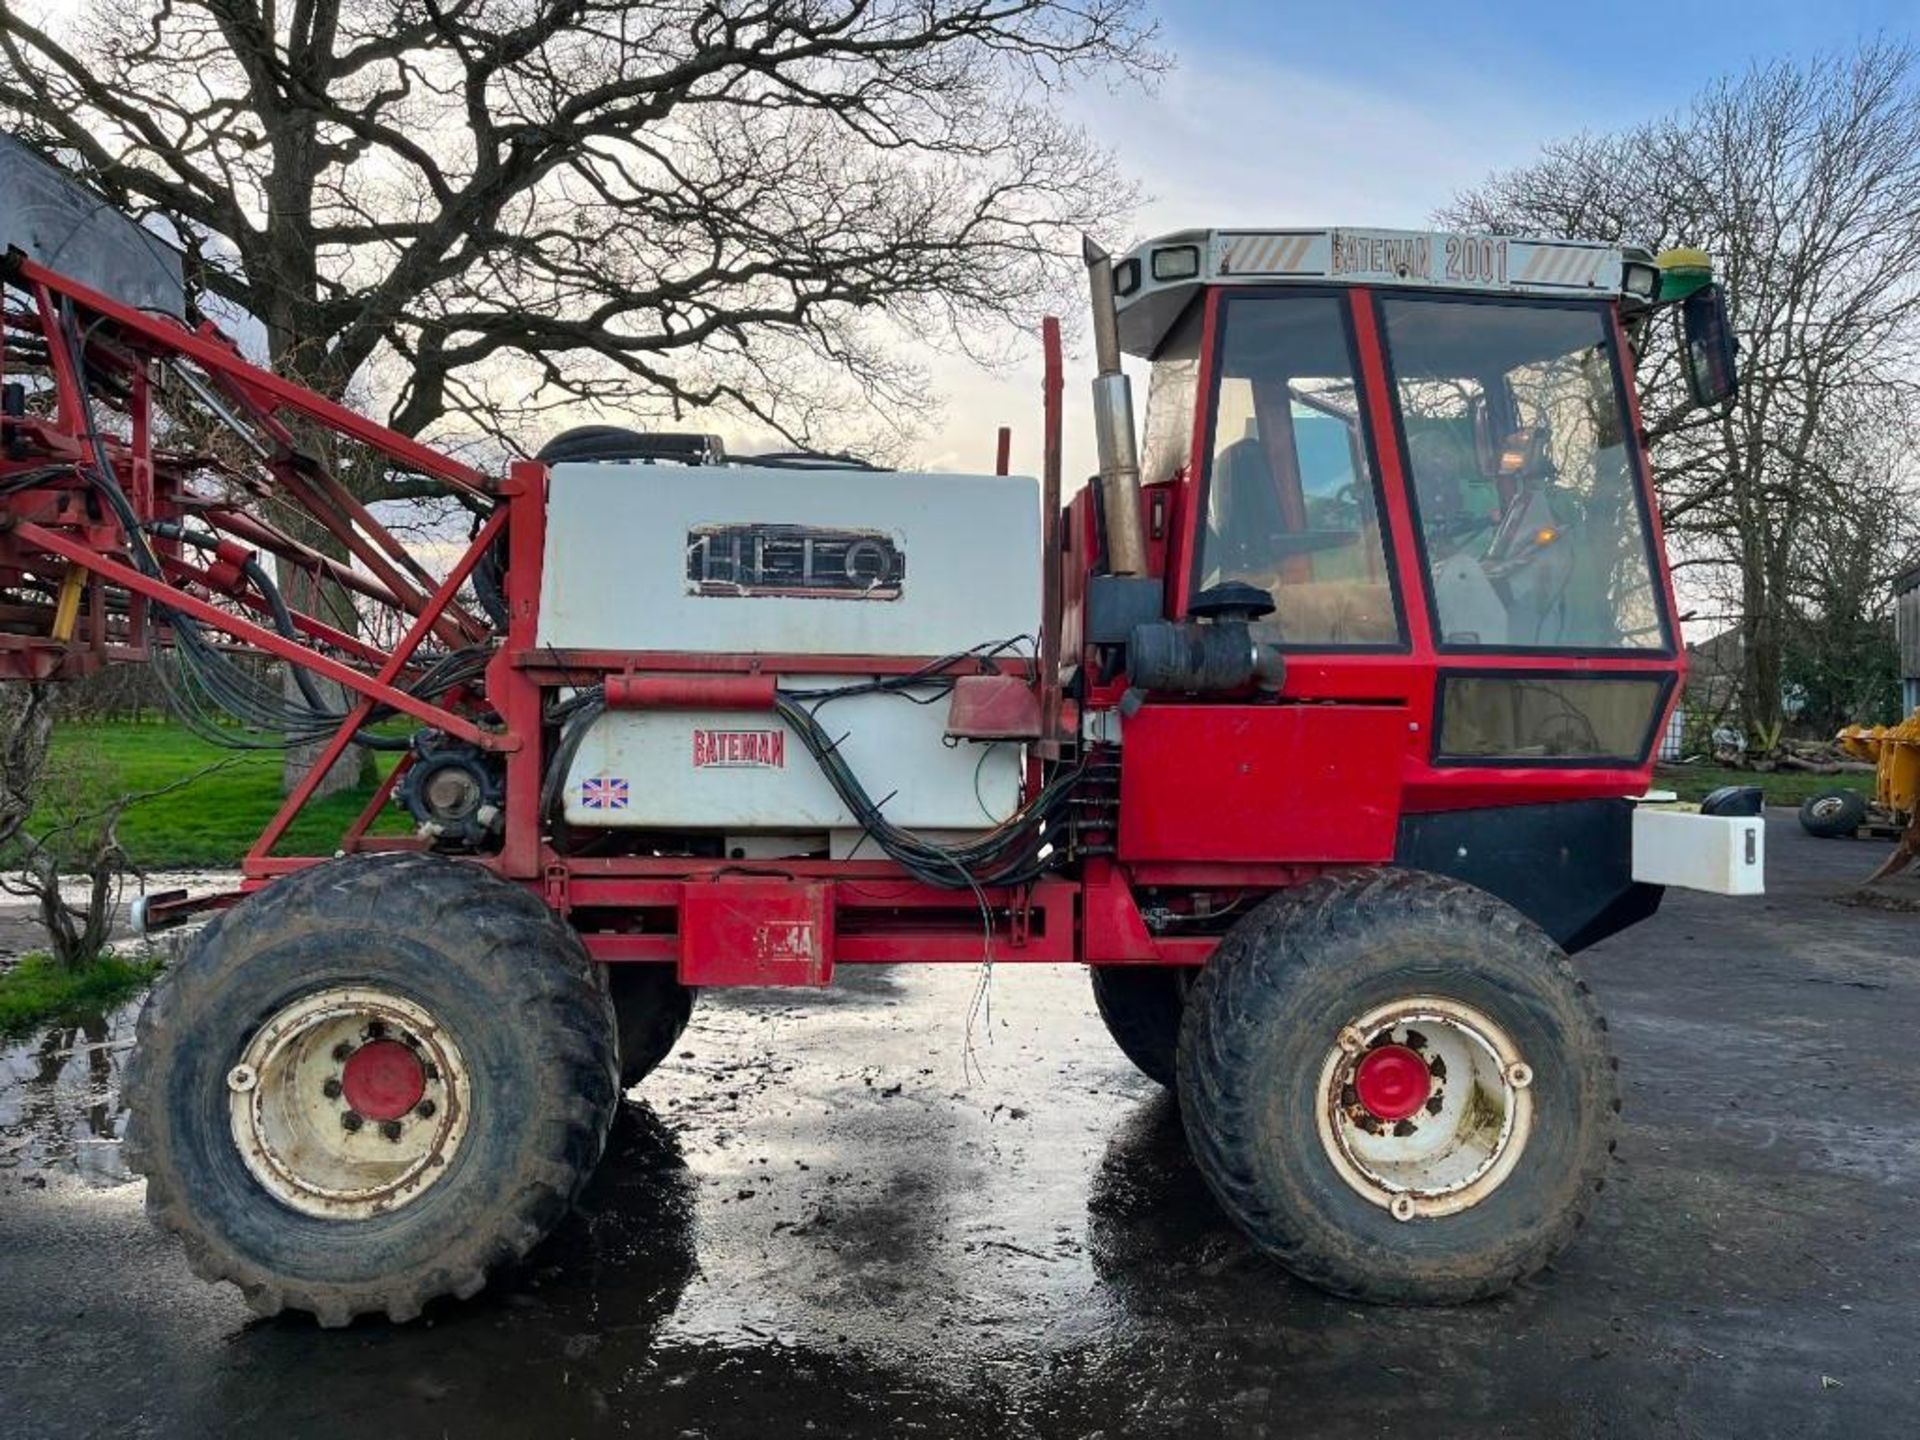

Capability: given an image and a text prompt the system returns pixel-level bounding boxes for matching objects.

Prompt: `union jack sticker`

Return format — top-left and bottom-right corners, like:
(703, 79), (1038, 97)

(581, 775), (629, 811)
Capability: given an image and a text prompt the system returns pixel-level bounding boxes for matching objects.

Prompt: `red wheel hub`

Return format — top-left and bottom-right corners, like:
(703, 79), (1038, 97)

(340, 1039), (426, 1122)
(1353, 1043), (1432, 1122)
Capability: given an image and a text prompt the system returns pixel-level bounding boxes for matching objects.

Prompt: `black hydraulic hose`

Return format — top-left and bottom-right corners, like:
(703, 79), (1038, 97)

(52, 301), (478, 754)
(471, 539), (509, 630)
(539, 690), (606, 828)
(146, 522), (330, 712)
(241, 557), (332, 712)
(55, 304), (369, 749)
(772, 692), (1079, 891)
(147, 525), (483, 752)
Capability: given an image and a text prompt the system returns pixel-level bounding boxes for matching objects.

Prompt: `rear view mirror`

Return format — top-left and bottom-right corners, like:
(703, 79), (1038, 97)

(1680, 285), (1737, 408)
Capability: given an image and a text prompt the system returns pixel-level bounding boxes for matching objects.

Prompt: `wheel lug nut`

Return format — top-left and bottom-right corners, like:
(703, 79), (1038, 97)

(381, 1119), (404, 1142)
(331, 1042), (352, 1062)
(415, 1099), (437, 1119)
(322, 1077), (343, 1100)
(341, 1110), (363, 1132)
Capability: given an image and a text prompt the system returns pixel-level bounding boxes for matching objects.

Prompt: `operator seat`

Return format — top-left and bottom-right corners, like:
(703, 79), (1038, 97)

(1206, 431), (1287, 580)
(1204, 428), (1393, 644)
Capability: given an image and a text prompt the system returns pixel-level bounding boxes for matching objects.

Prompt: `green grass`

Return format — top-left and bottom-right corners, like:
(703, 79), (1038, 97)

(37, 720), (409, 868)
(1655, 763), (1876, 807)
(0, 951), (162, 1037)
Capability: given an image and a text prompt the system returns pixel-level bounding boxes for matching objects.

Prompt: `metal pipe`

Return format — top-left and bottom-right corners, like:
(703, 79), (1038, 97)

(1083, 237), (1148, 577)
(14, 517), (505, 751)
(1038, 316), (1065, 760)
(203, 506), (412, 612)
(604, 672), (778, 710)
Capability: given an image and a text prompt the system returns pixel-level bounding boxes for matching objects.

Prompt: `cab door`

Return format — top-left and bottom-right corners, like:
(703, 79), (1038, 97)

(1118, 287), (1417, 866)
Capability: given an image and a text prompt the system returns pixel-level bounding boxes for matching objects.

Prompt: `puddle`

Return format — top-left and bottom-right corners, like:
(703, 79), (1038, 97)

(0, 996), (142, 1190)
(0, 868), (230, 1192)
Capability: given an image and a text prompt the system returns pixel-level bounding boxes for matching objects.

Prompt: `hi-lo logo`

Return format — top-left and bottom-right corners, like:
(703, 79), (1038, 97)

(692, 728), (787, 769)
(687, 522), (904, 600)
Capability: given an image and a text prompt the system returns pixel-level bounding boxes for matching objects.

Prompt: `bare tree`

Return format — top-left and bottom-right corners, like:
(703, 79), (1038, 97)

(0, 715), (242, 968)
(1, 796), (131, 970)
(0, 1), (1159, 792)
(1441, 41), (1920, 740)
(0, 683), (52, 854)
(1783, 420), (1920, 730)
(0, 685), (123, 967)
(0, 1), (1158, 453)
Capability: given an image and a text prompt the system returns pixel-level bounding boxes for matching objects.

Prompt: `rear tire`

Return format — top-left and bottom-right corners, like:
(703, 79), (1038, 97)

(1176, 868), (1617, 1304)
(607, 965), (695, 1089)
(1799, 788), (1867, 839)
(124, 854), (618, 1326)
(1090, 965), (1190, 1087)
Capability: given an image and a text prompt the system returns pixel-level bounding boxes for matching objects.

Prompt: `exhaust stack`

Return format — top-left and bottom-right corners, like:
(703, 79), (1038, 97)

(1084, 237), (1149, 577)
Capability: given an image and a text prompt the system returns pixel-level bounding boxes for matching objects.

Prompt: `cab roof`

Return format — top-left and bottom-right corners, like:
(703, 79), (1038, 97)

(1114, 227), (1654, 358)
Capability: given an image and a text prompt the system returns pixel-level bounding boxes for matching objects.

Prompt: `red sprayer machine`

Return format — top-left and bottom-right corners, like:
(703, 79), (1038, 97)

(0, 156), (1759, 1322)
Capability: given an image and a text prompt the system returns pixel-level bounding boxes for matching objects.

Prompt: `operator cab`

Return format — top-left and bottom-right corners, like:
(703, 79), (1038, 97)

(1110, 226), (1732, 773)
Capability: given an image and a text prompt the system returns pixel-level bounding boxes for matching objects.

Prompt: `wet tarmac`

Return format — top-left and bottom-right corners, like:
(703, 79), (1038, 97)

(1, 820), (1915, 1438)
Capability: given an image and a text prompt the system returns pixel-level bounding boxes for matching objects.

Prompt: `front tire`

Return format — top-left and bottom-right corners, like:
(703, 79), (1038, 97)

(1177, 868), (1617, 1304)
(124, 854), (618, 1326)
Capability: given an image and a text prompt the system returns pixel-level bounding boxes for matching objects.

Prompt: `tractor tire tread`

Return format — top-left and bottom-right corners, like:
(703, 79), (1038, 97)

(1175, 867), (1618, 1305)
(125, 853), (617, 1327)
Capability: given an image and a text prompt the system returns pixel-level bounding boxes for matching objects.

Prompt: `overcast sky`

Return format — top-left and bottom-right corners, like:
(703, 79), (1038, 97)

(919, 0), (1920, 484)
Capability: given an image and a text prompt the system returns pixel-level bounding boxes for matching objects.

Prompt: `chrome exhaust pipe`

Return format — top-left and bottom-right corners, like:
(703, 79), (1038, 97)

(1083, 237), (1149, 577)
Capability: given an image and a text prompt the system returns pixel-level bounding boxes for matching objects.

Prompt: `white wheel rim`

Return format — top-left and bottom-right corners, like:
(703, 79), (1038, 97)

(1314, 996), (1533, 1220)
(228, 986), (471, 1220)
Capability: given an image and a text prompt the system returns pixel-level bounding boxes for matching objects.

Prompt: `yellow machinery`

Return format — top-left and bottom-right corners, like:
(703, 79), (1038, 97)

(1837, 711), (1920, 821)
(1830, 710), (1920, 879)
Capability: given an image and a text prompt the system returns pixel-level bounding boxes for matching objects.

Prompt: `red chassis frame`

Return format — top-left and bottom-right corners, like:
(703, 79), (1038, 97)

(0, 249), (1684, 983)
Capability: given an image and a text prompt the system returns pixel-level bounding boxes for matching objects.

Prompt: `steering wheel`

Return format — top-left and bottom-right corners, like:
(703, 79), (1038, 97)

(1483, 479), (1579, 579)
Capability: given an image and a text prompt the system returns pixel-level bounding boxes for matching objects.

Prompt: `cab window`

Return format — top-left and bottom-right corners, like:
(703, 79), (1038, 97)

(1381, 297), (1671, 653)
(1195, 295), (1401, 647)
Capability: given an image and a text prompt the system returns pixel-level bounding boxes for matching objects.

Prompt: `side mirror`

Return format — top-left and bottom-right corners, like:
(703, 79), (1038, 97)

(1680, 284), (1737, 407)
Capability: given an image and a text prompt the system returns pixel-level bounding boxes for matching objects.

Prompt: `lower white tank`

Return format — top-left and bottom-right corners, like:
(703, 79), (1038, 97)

(561, 683), (1024, 835)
